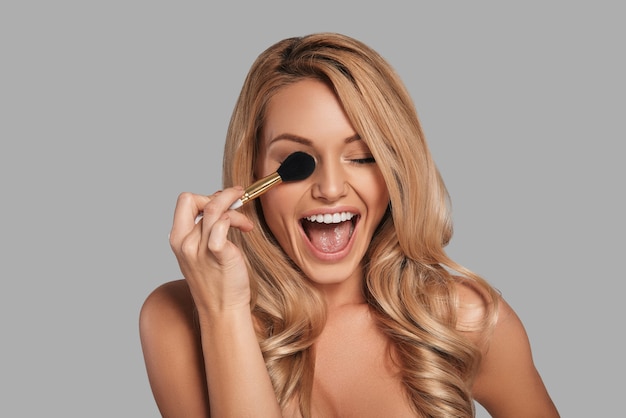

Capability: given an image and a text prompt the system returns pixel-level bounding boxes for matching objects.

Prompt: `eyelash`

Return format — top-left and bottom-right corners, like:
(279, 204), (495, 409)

(350, 157), (376, 165)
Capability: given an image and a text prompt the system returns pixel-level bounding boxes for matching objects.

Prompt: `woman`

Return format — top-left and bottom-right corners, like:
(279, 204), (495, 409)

(140, 32), (560, 417)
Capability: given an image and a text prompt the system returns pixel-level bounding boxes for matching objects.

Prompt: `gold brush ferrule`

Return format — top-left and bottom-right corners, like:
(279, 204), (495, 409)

(238, 172), (282, 205)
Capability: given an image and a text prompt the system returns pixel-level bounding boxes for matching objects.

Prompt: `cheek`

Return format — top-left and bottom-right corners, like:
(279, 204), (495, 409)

(259, 192), (281, 231)
(259, 188), (296, 242)
(359, 170), (390, 209)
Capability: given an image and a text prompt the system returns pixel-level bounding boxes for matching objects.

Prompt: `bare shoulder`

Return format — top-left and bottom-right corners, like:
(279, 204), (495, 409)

(454, 279), (561, 417)
(139, 279), (197, 335)
(139, 279), (202, 368)
(452, 277), (532, 367)
(139, 280), (210, 417)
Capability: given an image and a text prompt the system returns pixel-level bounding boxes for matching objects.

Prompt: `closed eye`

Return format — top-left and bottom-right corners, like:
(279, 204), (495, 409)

(350, 157), (376, 164)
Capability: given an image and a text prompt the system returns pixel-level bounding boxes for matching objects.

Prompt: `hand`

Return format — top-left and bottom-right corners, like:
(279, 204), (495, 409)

(168, 187), (255, 314)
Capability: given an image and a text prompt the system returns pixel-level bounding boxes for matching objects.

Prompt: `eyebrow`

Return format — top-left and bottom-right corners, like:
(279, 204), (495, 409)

(268, 133), (361, 146)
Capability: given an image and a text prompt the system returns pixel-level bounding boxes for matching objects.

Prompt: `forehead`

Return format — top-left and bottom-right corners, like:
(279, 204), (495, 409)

(262, 79), (356, 147)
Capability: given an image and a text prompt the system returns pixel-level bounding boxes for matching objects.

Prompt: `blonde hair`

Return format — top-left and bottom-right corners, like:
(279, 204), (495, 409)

(222, 32), (499, 417)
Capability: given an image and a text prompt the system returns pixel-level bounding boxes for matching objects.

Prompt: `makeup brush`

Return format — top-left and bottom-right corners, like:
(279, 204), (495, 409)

(229, 151), (316, 209)
(194, 151), (316, 224)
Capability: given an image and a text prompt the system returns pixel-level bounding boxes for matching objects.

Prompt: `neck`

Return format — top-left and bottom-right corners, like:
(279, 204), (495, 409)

(313, 269), (367, 312)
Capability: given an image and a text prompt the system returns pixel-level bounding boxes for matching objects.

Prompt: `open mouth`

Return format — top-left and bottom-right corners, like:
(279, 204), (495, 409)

(300, 212), (358, 254)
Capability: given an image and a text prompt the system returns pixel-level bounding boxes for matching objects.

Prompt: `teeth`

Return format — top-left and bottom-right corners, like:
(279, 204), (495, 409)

(305, 212), (355, 224)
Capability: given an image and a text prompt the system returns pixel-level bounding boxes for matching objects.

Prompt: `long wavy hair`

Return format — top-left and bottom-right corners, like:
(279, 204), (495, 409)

(221, 32), (499, 417)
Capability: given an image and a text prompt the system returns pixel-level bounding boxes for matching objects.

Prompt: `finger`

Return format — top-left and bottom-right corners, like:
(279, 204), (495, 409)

(197, 187), (244, 228)
(170, 192), (212, 244)
(197, 187), (244, 248)
(207, 213), (230, 254)
(207, 213), (241, 265)
(194, 190), (225, 224)
(225, 210), (255, 233)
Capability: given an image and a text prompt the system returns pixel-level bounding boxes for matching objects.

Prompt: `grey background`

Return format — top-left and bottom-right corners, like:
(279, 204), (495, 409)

(1, 2), (623, 417)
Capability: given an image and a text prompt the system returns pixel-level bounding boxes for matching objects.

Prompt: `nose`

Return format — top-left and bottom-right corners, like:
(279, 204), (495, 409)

(311, 159), (348, 202)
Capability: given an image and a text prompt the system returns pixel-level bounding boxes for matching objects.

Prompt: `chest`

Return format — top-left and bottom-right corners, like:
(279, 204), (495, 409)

(308, 307), (419, 418)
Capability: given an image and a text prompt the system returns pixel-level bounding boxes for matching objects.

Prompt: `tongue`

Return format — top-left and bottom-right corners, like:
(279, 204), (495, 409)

(305, 221), (352, 253)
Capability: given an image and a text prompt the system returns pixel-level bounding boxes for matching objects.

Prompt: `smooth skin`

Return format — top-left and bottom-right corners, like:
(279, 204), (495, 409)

(140, 79), (559, 417)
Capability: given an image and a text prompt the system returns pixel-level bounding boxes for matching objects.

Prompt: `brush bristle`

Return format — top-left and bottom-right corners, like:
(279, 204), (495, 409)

(277, 151), (316, 182)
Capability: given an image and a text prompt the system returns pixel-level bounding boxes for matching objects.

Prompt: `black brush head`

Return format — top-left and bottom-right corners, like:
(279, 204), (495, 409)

(276, 151), (316, 182)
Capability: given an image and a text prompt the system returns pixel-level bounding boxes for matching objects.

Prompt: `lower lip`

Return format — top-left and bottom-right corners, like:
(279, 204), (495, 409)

(299, 219), (359, 262)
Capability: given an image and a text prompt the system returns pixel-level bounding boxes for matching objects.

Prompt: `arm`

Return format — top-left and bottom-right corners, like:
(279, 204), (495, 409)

(471, 296), (560, 418)
(140, 188), (282, 418)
